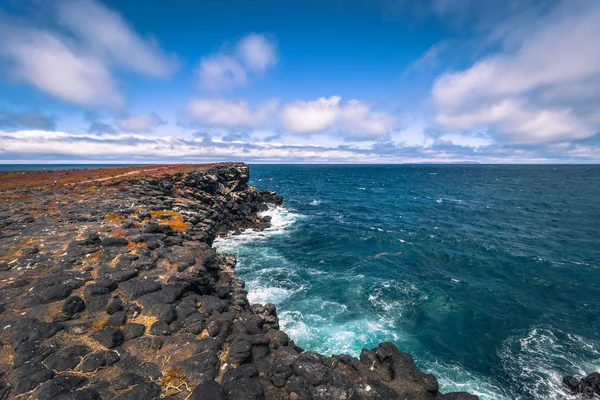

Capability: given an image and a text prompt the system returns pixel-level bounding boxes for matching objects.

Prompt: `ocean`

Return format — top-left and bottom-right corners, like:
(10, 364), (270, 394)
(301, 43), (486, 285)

(214, 164), (600, 400)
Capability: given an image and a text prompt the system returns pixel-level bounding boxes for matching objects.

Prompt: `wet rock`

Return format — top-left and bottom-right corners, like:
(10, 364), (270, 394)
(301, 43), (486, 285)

(563, 372), (600, 397)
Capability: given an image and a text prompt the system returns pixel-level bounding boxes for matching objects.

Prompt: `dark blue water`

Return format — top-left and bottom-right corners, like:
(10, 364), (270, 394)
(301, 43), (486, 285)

(215, 164), (600, 400)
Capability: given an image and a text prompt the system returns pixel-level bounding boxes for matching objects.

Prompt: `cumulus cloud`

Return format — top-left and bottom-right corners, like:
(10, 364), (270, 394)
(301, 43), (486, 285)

(431, 0), (600, 143)
(0, 110), (56, 131)
(236, 34), (278, 71)
(115, 113), (166, 132)
(197, 34), (277, 91)
(187, 98), (279, 127)
(281, 96), (395, 136)
(0, 0), (175, 108)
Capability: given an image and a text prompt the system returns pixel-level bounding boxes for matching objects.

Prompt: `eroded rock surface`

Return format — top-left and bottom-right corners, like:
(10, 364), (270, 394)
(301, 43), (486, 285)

(0, 163), (477, 399)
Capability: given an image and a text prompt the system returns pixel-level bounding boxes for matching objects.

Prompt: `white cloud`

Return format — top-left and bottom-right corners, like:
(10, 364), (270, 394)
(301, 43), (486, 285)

(281, 96), (395, 136)
(57, 0), (176, 76)
(281, 96), (341, 134)
(116, 113), (165, 132)
(439, 133), (494, 148)
(0, 28), (123, 108)
(188, 98), (279, 127)
(197, 34), (277, 91)
(431, 0), (600, 143)
(0, 0), (174, 108)
(197, 56), (247, 91)
(390, 123), (434, 147)
(237, 34), (277, 71)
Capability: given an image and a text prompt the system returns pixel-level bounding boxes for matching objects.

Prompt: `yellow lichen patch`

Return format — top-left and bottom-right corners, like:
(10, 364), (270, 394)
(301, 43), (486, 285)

(150, 210), (189, 232)
(159, 367), (187, 393)
(104, 213), (126, 225)
(91, 317), (110, 331)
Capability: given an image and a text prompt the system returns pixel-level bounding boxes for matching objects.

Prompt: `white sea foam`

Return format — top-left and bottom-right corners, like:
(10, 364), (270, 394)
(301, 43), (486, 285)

(423, 360), (510, 400)
(498, 328), (600, 400)
(309, 199), (321, 206)
(213, 205), (299, 253)
(278, 307), (406, 357)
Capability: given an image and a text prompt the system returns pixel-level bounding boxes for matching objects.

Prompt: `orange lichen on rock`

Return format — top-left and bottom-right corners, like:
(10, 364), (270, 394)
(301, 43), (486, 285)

(151, 210), (189, 232)
(104, 213), (126, 225)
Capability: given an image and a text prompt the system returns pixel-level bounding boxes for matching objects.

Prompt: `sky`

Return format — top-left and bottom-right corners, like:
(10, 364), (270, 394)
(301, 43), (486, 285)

(0, 0), (599, 163)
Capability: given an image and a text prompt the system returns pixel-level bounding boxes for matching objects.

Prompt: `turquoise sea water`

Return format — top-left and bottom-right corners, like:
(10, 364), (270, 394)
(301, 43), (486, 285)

(214, 164), (600, 400)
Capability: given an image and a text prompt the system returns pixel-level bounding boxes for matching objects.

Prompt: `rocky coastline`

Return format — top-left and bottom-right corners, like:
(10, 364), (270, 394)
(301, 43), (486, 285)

(0, 162), (478, 399)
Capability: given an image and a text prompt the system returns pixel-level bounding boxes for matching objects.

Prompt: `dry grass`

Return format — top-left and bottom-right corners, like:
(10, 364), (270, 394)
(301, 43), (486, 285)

(159, 367), (188, 392)
(132, 314), (158, 330)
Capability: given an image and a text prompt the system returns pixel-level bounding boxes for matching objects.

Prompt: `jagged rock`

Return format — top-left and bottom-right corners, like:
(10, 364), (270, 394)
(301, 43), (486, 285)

(63, 295), (86, 317)
(190, 380), (224, 400)
(222, 364), (265, 400)
(91, 328), (125, 348)
(123, 322), (146, 340)
(120, 278), (161, 299)
(7, 362), (54, 394)
(563, 371), (600, 397)
(44, 345), (91, 372)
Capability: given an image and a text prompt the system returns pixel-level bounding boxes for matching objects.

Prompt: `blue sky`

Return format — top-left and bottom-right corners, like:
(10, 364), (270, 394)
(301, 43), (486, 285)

(0, 0), (599, 163)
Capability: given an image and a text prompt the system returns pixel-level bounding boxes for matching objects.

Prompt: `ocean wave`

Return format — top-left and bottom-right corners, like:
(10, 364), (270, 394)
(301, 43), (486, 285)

(422, 359), (510, 400)
(278, 308), (404, 357)
(499, 328), (600, 400)
(213, 204), (300, 252)
(309, 199), (321, 206)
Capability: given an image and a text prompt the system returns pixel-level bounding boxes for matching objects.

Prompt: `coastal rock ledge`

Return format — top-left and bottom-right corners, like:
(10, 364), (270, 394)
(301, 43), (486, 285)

(0, 162), (477, 400)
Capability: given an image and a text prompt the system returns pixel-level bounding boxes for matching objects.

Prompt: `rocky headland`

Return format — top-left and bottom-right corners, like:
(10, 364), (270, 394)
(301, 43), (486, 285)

(0, 162), (478, 400)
